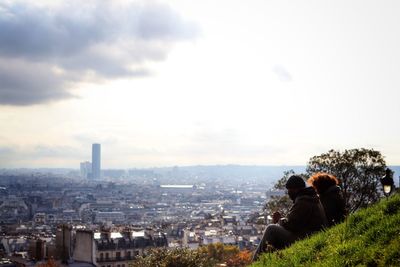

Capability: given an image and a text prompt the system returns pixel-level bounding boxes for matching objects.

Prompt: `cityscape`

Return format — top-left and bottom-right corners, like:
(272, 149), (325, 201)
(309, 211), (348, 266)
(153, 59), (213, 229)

(1, 143), (399, 266)
(0, 143), (295, 267)
(1, 0), (400, 266)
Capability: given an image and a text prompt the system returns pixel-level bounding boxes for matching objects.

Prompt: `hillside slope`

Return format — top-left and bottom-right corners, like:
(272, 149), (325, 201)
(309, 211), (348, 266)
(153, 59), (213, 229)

(252, 193), (400, 267)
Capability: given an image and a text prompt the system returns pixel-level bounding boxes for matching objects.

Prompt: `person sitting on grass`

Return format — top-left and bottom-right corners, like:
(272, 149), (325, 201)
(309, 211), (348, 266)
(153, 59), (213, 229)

(307, 172), (346, 226)
(253, 175), (327, 260)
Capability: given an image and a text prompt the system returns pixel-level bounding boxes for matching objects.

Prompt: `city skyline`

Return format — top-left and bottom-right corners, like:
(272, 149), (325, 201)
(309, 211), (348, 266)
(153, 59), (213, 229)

(0, 0), (400, 168)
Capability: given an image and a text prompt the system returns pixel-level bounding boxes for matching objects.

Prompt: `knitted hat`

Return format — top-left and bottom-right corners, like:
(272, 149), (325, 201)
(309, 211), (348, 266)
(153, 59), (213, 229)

(285, 175), (306, 189)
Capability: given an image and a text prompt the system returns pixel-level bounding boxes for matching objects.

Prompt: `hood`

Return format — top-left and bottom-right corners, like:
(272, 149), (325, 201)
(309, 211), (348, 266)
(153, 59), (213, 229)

(323, 185), (341, 194)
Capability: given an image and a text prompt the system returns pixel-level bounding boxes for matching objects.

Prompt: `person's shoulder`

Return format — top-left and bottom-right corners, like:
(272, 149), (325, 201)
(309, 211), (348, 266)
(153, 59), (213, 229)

(295, 195), (318, 205)
(296, 187), (318, 201)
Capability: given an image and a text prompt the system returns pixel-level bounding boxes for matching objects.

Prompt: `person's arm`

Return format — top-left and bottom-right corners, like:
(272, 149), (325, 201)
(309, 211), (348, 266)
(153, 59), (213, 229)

(272, 211), (282, 224)
(279, 201), (306, 232)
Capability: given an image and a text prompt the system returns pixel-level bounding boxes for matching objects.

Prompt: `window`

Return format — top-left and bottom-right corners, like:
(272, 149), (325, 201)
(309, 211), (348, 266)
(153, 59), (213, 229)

(100, 253), (104, 260)
(106, 253), (109, 260)
(116, 251), (121, 259)
(126, 251), (131, 259)
(122, 265), (125, 267)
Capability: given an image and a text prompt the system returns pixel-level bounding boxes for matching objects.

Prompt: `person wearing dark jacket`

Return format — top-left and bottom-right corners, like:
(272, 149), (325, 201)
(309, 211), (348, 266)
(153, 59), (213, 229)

(307, 172), (346, 226)
(253, 175), (327, 260)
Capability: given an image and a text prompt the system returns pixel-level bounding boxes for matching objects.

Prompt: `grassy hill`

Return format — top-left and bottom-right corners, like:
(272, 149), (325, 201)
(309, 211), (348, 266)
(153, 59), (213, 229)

(251, 192), (400, 267)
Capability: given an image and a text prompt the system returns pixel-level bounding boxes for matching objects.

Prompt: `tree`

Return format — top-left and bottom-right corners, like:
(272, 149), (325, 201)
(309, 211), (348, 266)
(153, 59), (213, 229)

(307, 148), (386, 212)
(130, 248), (215, 267)
(36, 259), (59, 267)
(225, 250), (252, 267)
(130, 244), (245, 267)
(198, 243), (239, 262)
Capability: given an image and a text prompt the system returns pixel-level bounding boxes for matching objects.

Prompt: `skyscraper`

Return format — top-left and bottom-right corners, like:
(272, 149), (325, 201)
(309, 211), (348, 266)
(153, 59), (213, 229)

(92, 143), (101, 179)
(80, 161), (92, 179)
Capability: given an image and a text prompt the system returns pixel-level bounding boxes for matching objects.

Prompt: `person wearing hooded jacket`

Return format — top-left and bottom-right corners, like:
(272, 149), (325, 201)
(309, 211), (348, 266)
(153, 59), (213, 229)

(307, 172), (346, 226)
(253, 175), (327, 260)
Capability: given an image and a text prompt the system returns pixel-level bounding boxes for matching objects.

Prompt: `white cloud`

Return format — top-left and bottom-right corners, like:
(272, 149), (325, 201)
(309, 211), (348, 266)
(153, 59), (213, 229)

(0, 0), (198, 105)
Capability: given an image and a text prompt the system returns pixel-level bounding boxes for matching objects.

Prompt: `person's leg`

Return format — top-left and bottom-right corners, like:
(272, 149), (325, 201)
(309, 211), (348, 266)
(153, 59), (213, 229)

(252, 224), (295, 261)
(252, 227), (268, 261)
(264, 224), (295, 249)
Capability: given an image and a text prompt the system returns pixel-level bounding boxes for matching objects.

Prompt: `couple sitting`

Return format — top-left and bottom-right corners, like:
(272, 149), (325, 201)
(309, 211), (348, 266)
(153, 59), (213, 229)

(253, 173), (346, 259)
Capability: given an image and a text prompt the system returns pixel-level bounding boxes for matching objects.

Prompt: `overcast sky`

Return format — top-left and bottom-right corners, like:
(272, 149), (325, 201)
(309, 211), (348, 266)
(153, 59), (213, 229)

(0, 0), (399, 168)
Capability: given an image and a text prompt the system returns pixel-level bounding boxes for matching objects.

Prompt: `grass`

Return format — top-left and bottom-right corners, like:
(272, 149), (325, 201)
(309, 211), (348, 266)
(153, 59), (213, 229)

(251, 192), (400, 267)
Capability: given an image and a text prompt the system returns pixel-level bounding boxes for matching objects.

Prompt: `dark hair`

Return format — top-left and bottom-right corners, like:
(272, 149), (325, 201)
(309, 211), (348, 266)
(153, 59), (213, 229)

(285, 175), (306, 189)
(307, 172), (339, 194)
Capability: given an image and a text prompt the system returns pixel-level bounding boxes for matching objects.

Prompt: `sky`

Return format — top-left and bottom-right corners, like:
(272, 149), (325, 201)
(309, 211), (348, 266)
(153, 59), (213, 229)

(0, 0), (399, 168)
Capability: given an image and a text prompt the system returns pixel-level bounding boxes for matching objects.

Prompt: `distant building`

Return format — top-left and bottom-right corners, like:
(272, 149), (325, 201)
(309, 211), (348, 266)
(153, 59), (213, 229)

(33, 213), (46, 225)
(56, 224), (73, 263)
(0, 258), (16, 267)
(54, 227), (168, 267)
(159, 185), (194, 195)
(80, 161), (92, 179)
(95, 212), (125, 224)
(28, 239), (45, 261)
(102, 169), (125, 179)
(92, 144), (101, 180)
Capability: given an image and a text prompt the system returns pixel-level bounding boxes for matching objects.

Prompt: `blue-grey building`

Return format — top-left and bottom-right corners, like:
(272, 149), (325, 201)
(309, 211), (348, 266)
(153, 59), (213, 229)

(92, 144), (101, 179)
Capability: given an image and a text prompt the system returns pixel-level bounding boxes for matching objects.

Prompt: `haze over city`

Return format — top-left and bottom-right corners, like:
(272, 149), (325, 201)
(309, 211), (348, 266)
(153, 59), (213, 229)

(1, 0), (400, 168)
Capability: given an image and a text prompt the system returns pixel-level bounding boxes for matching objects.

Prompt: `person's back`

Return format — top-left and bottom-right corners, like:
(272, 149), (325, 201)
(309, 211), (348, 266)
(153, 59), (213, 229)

(308, 173), (346, 226)
(281, 186), (328, 239)
(319, 185), (346, 226)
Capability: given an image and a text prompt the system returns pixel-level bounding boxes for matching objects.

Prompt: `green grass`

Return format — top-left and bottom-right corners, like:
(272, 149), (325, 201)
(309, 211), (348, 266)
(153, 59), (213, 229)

(251, 193), (400, 267)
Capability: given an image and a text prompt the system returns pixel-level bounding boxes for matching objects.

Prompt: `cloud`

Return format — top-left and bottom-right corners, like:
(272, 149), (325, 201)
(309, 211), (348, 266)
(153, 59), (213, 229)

(175, 128), (288, 162)
(272, 65), (293, 82)
(0, 144), (82, 159)
(0, 146), (14, 155)
(33, 145), (83, 158)
(0, 143), (87, 168)
(72, 133), (119, 146)
(0, 58), (73, 105)
(0, 1), (198, 105)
